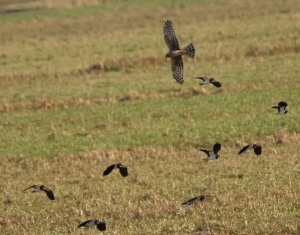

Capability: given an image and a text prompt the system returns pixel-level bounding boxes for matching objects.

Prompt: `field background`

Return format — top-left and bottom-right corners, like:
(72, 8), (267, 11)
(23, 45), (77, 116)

(0, 0), (299, 234)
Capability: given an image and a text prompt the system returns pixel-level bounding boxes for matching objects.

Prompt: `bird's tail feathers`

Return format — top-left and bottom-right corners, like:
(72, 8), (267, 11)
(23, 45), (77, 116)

(183, 43), (195, 58)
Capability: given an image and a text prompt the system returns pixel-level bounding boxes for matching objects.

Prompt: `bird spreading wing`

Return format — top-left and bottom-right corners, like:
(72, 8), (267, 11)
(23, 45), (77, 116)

(199, 149), (210, 157)
(171, 56), (184, 84)
(103, 164), (116, 176)
(278, 101), (288, 107)
(42, 186), (55, 201)
(195, 77), (206, 82)
(213, 143), (221, 154)
(253, 145), (262, 155)
(210, 78), (222, 88)
(78, 220), (93, 228)
(163, 20), (180, 51)
(118, 165), (128, 177)
(238, 145), (251, 155)
(96, 222), (106, 231)
(182, 195), (205, 205)
(22, 185), (36, 191)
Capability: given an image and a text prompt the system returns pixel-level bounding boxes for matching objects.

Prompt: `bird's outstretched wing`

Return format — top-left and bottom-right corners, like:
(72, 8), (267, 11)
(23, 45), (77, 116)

(96, 222), (106, 231)
(182, 196), (199, 205)
(213, 143), (221, 154)
(163, 20), (180, 51)
(182, 196), (203, 205)
(253, 145), (262, 155)
(238, 145), (251, 155)
(171, 56), (184, 84)
(194, 77), (206, 81)
(22, 185), (35, 191)
(103, 164), (116, 176)
(118, 165), (128, 177)
(182, 195), (208, 205)
(278, 101), (288, 107)
(211, 79), (222, 88)
(78, 220), (93, 228)
(200, 149), (210, 157)
(42, 187), (55, 200)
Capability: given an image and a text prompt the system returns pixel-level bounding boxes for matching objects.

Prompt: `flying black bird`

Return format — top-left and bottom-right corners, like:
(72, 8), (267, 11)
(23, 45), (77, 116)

(78, 220), (106, 231)
(103, 163), (128, 177)
(195, 77), (222, 88)
(272, 101), (288, 115)
(22, 185), (55, 201)
(182, 195), (216, 205)
(238, 144), (262, 156)
(199, 143), (221, 160)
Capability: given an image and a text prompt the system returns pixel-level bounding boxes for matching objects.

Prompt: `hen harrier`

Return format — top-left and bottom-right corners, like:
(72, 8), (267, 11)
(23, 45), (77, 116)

(163, 20), (195, 84)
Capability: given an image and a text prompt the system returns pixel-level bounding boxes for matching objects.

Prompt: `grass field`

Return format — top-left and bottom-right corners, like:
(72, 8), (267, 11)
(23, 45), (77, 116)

(0, 0), (300, 234)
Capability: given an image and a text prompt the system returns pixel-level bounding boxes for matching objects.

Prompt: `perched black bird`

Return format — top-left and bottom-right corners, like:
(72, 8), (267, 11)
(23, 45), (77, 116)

(22, 185), (55, 201)
(103, 163), (128, 177)
(272, 101), (288, 115)
(182, 195), (216, 205)
(200, 143), (221, 160)
(195, 77), (222, 88)
(78, 220), (106, 231)
(238, 144), (262, 156)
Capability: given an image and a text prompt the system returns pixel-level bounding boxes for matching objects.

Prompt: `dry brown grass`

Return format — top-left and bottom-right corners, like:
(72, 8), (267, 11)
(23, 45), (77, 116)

(0, 86), (211, 112)
(1, 145), (299, 234)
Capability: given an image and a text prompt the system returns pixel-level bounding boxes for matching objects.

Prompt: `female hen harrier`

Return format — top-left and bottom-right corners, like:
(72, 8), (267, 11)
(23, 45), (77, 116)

(163, 20), (195, 84)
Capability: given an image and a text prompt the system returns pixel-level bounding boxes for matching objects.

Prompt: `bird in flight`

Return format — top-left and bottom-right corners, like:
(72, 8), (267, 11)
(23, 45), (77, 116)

(238, 144), (262, 156)
(195, 77), (222, 88)
(103, 163), (128, 177)
(78, 220), (106, 231)
(199, 143), (221, 160)
(22, 185), (55, 201)
(272, 101), (288, 115)
(163, 20), (195, 84)
(182, 194), (217, 205)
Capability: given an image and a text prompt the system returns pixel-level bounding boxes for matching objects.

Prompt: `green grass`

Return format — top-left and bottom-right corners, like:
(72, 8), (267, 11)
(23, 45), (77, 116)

(0, 0), (299, 234)
(0, 87), (299, 158)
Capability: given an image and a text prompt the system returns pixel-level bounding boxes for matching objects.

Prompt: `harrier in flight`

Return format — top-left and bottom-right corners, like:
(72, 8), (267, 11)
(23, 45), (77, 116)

(163, 20), (195, 84)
